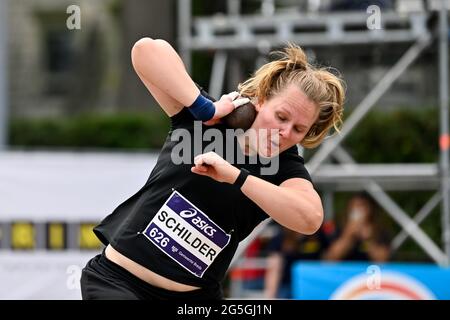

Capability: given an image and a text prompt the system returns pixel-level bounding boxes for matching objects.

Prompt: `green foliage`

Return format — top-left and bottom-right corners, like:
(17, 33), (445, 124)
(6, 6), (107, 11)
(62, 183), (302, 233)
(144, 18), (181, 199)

(10, 111), (170, 151)
(192, 51), (213, 92)
(304, 107), (439, 163)
(108, 0), (123, 18)
(344, 107), (439, 163)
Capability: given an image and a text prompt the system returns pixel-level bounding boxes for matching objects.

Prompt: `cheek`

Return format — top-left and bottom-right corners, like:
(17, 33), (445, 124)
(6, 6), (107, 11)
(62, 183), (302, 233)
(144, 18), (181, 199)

(297, 133), (307, 143)
(261, 112), (279, 128)
(284, 131), (305, 146)
(253, 112), (270, 129)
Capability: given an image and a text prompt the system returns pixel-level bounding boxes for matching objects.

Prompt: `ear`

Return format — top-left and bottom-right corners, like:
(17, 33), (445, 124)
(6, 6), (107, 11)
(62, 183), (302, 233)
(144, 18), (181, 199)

(253, 100), (264, 112)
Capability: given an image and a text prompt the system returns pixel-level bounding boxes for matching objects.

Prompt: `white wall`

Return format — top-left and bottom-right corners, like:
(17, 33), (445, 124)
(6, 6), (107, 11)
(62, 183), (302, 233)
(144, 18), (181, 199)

(0, 150), (158, 221)
(0, 150), (158, 299)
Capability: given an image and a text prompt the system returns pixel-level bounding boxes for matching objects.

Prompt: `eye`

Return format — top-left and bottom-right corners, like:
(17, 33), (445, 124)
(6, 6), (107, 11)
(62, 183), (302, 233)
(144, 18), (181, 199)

(276, 113), (286, 122)
(294, 127), (302, 133)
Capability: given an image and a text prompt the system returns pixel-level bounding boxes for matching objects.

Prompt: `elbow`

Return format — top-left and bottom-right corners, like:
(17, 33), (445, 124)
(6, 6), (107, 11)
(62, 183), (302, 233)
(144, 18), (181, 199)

(132, 37), (155, 51)
(131, 37), (168, 71)
(131, 37), (153, 70)
(299, 208), (324, 235)
(131, 37), (170, 60)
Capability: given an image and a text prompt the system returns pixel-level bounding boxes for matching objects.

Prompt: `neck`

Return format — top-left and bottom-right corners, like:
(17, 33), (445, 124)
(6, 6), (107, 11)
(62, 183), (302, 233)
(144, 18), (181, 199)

(237, 132), (258, 157)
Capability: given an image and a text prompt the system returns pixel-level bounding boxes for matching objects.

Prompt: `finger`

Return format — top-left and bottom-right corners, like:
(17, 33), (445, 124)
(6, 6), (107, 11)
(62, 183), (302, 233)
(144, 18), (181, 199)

(191, 166), (206, 172)
(199, 156), (213, 167)
(204, 152), (221, 165)
(195, 154), (213, 168)
(203, 118), (221, 126)
(191, 166), (207, 175)
(227, 91), (239, 101)
(194, 155), (204, 166)
(232, 98), (250, 108)
(195, 165), (208, 172)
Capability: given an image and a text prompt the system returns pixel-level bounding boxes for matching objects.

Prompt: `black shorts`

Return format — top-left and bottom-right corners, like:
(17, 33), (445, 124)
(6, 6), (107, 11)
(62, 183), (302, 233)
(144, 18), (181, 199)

(80, 251), (223, 300)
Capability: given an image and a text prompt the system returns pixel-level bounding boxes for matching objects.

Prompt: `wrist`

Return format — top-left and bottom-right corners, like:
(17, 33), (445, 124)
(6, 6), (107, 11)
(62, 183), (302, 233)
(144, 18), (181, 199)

(228, 166), (241, 185)
(187, 93), (216, 121)
(231, 167), (250, 190)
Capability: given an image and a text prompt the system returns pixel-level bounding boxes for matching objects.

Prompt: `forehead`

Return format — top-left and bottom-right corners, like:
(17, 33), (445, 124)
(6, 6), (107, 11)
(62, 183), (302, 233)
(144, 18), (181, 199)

(270, 84), (318, 125)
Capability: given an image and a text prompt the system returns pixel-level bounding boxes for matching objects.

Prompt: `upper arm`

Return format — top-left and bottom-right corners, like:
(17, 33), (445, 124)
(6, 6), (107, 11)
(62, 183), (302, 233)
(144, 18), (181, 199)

(280, 178), (324, 228)
(134, 72), (183, 117)
(131, 38), (184, 117)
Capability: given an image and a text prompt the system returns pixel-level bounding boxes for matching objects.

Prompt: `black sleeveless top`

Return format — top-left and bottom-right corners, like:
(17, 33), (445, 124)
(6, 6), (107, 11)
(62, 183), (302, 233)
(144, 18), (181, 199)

(93, 90), (312, 288)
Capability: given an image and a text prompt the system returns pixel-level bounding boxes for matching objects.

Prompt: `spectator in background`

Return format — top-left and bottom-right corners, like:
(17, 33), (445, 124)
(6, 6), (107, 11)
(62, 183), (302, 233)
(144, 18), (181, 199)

(264, 224), (331, 299)
(323, 193), (391, 262)
(225, 237), (266, 298)
(240, 237), (267, 291)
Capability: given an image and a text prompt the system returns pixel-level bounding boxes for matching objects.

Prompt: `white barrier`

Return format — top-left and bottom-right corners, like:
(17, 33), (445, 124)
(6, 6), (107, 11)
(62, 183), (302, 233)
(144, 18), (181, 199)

(0, 151), (159, 299)
(0, 250), (99, 300)
(0, 150), (158, 221)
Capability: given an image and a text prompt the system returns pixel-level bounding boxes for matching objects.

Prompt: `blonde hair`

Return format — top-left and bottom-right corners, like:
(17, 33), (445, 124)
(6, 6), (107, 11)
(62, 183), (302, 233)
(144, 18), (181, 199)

(238, 43), (345, 148)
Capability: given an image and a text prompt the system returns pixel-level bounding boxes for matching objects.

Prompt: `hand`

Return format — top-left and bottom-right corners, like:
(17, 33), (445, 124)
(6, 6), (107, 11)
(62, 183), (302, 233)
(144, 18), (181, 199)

(342, 219), (364, 240)
(359, 224), (374, 241)
(191, 151), (241, 184)
(203, 91), (250, 126)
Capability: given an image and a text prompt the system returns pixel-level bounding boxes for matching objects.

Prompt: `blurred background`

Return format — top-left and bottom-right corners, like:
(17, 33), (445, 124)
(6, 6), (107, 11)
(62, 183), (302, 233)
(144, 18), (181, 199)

(1, 0), (450, 300)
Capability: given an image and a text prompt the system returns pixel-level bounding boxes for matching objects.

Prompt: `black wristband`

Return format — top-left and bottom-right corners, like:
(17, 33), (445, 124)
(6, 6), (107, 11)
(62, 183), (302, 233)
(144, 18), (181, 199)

(233, 168), (250, 189)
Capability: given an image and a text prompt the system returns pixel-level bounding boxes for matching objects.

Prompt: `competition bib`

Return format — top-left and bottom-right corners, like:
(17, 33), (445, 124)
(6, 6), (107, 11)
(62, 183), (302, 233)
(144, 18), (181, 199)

(142, 190), (231, 277)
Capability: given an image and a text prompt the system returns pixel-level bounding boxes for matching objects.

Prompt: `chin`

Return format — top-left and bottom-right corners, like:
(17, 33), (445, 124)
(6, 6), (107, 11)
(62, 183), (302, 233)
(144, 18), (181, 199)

(258, 147), (280, 158)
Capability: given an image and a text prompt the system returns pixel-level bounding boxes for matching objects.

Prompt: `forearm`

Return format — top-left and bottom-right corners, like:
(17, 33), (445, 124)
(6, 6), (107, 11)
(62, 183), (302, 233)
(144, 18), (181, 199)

(192, 153), (322, 234)
(131, 38), (199, 106)
(322, 236), (355, 261)
(240, 175), (322, 235)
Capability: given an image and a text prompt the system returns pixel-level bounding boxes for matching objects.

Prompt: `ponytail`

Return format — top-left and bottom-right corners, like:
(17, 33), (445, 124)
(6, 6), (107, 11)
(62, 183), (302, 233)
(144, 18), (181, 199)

(238, 43), (308, 102)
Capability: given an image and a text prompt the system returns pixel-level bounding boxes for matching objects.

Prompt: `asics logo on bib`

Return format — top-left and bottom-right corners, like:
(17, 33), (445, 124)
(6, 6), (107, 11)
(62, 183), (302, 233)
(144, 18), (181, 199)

(180, 209), (197, 218)
(177, 208), (217, 238)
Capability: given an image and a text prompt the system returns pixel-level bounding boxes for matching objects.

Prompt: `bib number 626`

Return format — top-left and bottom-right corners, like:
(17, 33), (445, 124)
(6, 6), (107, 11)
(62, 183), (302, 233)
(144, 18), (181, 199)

(149, 227), (170, 247)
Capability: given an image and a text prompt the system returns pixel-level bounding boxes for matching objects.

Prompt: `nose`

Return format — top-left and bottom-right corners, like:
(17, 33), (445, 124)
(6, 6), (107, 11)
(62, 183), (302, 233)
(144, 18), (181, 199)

(279, 124), (292, 139)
